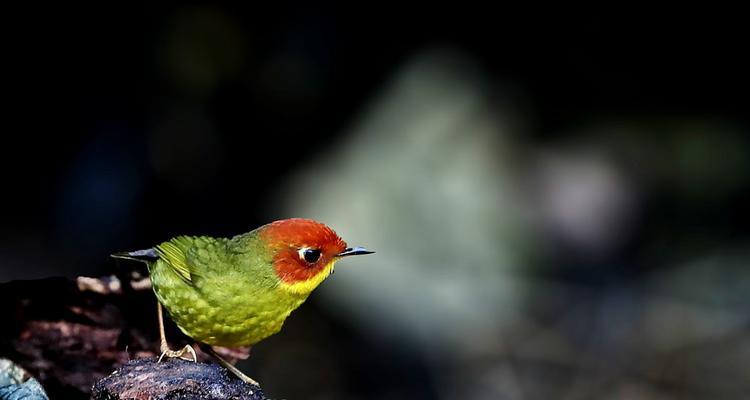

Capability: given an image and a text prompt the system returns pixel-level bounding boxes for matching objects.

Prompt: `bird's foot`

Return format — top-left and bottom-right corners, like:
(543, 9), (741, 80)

(230, 369), (260, 387)
(157, 344), (197, 363)
(203, 345), (260, 386)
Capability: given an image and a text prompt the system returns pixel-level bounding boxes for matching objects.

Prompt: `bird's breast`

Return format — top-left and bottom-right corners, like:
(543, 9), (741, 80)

(151, 263), (308, 347)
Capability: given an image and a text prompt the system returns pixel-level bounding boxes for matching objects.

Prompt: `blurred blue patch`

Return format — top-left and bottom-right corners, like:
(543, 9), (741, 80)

(0, 359), (49, 400)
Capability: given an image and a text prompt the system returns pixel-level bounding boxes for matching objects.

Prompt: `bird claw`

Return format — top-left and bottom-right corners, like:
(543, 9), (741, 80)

(157, 344), (197, 363)
(238, 374), (260, 387)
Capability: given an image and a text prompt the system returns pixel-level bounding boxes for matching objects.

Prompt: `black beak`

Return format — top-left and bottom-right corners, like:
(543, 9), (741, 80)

(337, 247), (375, 257)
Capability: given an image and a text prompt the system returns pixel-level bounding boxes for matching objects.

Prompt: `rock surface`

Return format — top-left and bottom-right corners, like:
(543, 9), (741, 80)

(91, 358), (266, 400)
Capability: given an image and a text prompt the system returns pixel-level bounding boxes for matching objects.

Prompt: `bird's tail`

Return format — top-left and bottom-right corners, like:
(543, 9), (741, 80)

(110, 248), (159, 263)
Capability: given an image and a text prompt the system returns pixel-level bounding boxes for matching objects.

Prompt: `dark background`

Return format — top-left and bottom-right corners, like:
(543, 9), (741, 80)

(3, 4), (749, 399)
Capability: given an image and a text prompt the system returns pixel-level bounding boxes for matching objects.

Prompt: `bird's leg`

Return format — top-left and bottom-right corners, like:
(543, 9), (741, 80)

(205, 346), (260, 386)
(156, 302), (197, 363)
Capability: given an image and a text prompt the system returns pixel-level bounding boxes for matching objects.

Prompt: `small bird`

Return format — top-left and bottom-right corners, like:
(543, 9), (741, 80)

(112, 218), (373, 385)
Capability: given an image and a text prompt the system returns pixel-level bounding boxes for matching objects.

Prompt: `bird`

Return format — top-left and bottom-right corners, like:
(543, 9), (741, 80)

(112, 218), (374, 385)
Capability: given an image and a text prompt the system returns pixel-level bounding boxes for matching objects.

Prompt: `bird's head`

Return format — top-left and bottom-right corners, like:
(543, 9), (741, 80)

(259, 218), (373, 294)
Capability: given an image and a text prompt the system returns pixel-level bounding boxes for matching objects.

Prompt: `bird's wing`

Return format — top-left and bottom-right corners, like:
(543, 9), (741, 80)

(155, 236), (219, 284)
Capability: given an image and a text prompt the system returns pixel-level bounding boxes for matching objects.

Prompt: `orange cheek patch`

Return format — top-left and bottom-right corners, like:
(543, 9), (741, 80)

(273, 250), (330, 284)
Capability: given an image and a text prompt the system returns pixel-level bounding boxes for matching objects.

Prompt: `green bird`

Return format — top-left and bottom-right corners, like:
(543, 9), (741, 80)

(113, 218), (373, 385)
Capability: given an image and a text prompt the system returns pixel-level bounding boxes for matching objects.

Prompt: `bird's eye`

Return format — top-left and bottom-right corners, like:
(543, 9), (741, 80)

(298, 248), (321, 264)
